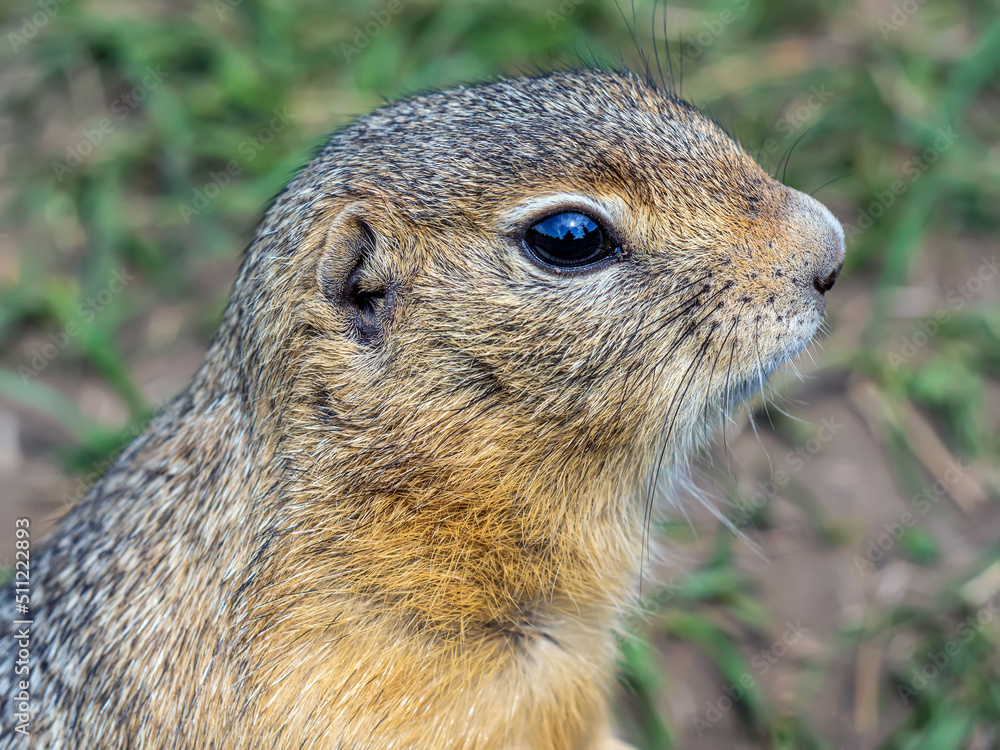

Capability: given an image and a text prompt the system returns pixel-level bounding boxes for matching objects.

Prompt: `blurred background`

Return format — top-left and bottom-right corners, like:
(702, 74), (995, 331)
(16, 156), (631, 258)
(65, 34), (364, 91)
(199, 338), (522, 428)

(1, 0), (998, 747)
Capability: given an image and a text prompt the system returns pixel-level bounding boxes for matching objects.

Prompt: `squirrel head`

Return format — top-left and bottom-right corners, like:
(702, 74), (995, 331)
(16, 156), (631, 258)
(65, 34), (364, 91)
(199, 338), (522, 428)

(228, 69), (844, 524)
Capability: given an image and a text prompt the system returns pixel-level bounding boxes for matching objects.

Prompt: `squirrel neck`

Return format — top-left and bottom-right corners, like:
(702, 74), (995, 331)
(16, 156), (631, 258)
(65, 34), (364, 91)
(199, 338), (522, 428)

(246, 453), (645, 642)
(238, 391), (647, 647)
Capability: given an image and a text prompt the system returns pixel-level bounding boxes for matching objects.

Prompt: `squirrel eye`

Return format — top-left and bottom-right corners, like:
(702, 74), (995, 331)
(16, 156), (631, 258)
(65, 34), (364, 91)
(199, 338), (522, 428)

(524, 212), (613, 268)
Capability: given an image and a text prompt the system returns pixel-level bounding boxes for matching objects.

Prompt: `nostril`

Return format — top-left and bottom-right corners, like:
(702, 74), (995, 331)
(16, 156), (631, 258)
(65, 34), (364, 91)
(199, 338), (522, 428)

(813, 263), (841, 295)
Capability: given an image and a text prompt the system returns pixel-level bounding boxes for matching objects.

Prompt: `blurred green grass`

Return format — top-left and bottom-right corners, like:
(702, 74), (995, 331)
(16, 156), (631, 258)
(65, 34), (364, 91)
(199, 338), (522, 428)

(1, 0), (998, 747)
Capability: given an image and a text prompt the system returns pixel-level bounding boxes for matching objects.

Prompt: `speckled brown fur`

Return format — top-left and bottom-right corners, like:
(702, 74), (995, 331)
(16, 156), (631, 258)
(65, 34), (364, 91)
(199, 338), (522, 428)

(1, 69), (843, 749)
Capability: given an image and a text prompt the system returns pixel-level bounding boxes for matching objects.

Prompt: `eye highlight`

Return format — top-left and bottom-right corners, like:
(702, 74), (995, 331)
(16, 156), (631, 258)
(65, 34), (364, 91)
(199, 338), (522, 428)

(523, 211), (617, 269)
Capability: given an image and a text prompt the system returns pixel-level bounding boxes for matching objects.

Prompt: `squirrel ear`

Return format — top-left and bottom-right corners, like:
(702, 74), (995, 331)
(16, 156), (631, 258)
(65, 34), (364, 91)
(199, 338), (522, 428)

(318, 208), (396, 345)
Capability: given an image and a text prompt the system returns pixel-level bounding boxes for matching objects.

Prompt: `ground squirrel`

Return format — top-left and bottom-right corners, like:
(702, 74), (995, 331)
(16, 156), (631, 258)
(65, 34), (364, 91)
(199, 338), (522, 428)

(2, 69), (844, 748)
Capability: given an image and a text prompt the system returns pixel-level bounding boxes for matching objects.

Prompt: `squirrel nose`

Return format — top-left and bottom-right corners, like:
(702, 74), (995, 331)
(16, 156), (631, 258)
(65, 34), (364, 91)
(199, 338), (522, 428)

(813, 262), (842, 295)
(783, 187), (846, 300)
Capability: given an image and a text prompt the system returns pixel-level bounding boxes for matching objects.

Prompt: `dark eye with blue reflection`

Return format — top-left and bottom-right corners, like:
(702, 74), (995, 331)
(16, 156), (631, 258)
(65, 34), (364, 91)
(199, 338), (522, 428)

(524, 212), (614, 269)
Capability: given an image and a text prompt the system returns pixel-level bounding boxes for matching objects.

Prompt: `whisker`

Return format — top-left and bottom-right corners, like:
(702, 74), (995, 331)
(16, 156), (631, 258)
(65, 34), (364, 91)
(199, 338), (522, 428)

(776, 121), (819, 185)
(802, 343), (820, 370)
(646, 327), (715, 519)
(746, 315), (772, 475)
(650, 0), (666, 93)
(719, 304), (748, 475)
(785, 357), (805, 382)
(702, 313), (740, 458)
(640, 318), (717, 585)
(810, 172), (853, 197)
(760, 392), (803, 424)
(662, 0), (675, 95)
(705, 310), (746, 468)
(613, 278), (715, 422)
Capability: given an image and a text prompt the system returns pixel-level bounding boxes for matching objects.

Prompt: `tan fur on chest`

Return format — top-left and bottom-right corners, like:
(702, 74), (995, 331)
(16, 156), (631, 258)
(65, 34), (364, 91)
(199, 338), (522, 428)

(244, 612), (619, 749)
